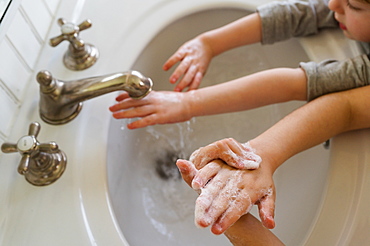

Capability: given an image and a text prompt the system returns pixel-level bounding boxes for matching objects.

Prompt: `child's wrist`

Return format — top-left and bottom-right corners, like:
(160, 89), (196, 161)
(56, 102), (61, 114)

(248, 139), (281, 174)
(198, 32), (216, 57)
(183, 90), (197, 119)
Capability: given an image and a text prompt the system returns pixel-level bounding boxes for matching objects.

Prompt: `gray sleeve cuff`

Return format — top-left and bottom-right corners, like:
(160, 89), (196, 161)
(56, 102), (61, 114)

(300, 54), (370, 101)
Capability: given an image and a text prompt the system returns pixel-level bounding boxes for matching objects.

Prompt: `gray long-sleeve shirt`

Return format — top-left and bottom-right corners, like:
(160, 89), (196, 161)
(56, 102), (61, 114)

(257, 0), (370, 101)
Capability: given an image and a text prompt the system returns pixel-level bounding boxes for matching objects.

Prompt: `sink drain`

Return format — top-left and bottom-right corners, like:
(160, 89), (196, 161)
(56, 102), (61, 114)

(155, 151), (186, 181)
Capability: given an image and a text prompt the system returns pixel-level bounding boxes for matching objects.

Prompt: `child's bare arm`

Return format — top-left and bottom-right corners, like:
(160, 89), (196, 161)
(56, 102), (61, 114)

(187, 85), (370, 234)
(110, 68), (307, 129)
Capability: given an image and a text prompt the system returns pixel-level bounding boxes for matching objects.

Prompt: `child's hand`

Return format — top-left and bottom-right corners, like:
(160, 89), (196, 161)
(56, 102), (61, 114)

(176, 159), (276, 235)
(109, 90), (191, 129)
(190, 138), (262, 170)
(163, 37), (213, 92)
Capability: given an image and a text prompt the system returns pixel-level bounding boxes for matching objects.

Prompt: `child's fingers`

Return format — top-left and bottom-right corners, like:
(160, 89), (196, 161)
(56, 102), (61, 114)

(191, 160), (223, 190)
(257, 191), (276, 229)
(115, 92), (130, 101)
(210, 194), (252, 235)
(176, 159), (197, 187)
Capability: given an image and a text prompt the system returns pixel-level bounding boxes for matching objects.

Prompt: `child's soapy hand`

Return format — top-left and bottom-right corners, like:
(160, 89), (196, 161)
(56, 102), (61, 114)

(109, 90), (191, 129)
(176, 159), (276, 235)
(162, 37), (213, 92)
(190, 138), (262, 170)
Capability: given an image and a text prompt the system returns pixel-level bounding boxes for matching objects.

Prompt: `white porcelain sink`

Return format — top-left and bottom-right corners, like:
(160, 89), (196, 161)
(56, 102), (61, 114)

(3, 0), (368, 245)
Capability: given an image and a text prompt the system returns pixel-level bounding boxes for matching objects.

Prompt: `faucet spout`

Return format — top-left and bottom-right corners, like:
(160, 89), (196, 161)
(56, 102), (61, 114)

(36, 70), (153, 125)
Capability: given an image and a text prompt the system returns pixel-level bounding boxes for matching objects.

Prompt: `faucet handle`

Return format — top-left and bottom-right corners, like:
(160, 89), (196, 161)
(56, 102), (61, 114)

(49, 18), (99, 71)
(1, 122), (40, 154)
(58, 18), (92, 31)
(76, 19), (93, 32)
(50, 18), (92, 49)
(28, 120), (41, 137)
(1, 142), (17, 153)
(1, 122), (67, 186)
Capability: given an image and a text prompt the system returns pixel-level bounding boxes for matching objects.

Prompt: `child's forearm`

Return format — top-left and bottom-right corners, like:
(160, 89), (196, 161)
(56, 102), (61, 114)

(110, 67), (307, 129)
(250, 85), (370, 172)
(224, 213), (284, 246)
(186, 67), (307, 117)
(199, 13), (263, 57)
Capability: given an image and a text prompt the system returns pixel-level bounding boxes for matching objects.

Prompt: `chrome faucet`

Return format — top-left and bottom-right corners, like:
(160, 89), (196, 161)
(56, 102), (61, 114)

(36, 70), (153, 125)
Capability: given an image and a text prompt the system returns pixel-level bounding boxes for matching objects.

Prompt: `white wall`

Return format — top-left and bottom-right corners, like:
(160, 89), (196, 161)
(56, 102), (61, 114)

(0, 1), (61, 242)
(0, 0), (60, 147)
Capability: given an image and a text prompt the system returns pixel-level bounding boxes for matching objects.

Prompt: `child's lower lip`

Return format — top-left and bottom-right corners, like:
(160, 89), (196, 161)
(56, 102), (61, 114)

(339, 22), (347, 30)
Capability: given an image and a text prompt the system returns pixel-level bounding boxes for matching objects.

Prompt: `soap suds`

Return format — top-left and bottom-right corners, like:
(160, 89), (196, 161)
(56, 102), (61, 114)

(193, 167), (256, 229)
(190, 140), (262, 170)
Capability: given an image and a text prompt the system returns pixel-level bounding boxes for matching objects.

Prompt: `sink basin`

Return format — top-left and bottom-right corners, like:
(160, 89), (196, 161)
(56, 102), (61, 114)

(107, 8), (330, 245)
